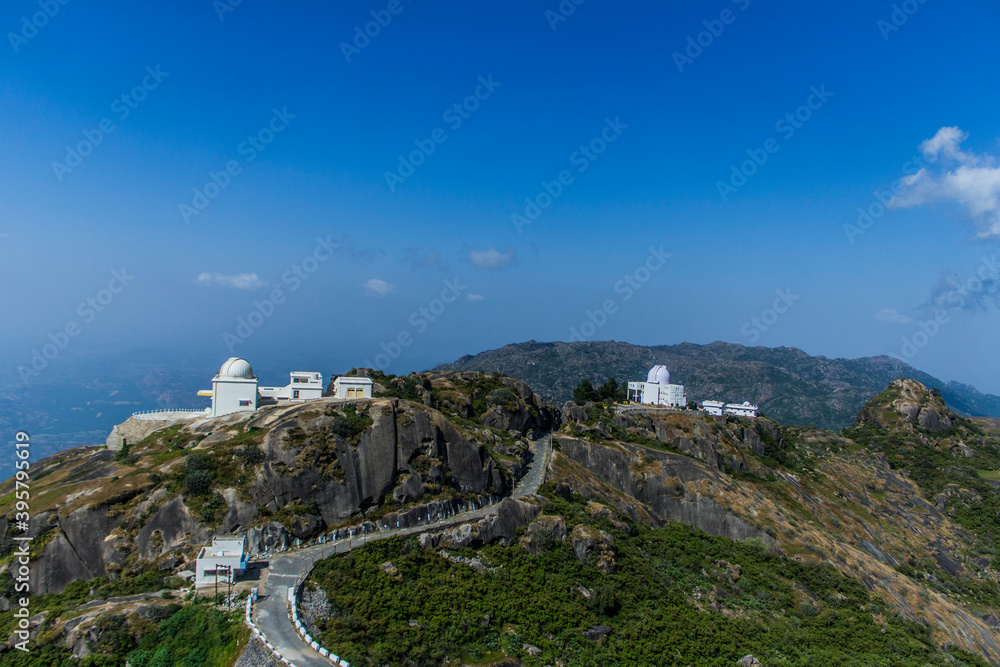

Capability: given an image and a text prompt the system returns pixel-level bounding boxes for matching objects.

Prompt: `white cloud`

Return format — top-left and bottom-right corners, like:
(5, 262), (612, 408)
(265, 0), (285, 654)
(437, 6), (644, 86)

(466, 294), (484, 302)
(876, 308), (912, 324)
(469, 246), (515, 270)
(890, 126), (1000, 239)
(919, 126), (978, 164)
(195, 272), (266, 290)
(364, 278), (396, 296)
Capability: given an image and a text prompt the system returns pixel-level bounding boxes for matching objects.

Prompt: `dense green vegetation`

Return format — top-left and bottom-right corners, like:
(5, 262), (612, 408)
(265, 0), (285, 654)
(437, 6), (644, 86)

(308, 491), (986, 667)
(0, 598), (247, 667)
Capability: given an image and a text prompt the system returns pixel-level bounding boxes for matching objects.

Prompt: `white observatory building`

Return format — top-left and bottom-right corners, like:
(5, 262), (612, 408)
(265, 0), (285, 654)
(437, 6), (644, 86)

(627, 365), (687, 407)
(198, 357), (324, 417)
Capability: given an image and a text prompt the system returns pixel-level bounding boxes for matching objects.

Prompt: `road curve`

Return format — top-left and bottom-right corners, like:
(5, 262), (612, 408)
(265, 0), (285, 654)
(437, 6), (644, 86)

(253, 433), (552, 666)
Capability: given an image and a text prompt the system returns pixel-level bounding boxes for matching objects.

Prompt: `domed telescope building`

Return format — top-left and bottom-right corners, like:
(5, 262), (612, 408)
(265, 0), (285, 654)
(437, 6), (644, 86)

(627, 364), (687, 407)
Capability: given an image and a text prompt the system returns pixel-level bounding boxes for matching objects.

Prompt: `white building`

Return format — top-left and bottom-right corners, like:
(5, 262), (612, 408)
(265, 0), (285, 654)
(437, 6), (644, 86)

(725, 401), (759, 418)
(259, 371), (324, 402)
(195, 535), (248, 587)
(627, 365), (687, 407)
(332, 376), (373, 399)
(701, 400), (725, 416)
(701, 399), (759, 418)
(198, 358), (324, 417)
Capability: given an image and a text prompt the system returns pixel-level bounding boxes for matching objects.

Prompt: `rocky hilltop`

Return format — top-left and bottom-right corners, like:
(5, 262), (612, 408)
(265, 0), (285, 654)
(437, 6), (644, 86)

(6, 370), (1000, 665)
(0, 371), (555, 600)
(436, 340), (1000, 430)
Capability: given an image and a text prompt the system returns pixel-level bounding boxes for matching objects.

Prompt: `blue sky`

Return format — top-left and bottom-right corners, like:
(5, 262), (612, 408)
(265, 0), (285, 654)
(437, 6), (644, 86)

(3, 0), (1000, 396)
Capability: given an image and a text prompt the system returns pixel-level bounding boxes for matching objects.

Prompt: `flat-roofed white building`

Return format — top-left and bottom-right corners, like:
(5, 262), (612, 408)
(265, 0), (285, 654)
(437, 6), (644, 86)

(627, 365), (687, 407)
(724, 401), (759, 418)
(701, 399), (759, 418)
(332, 376), (373, 399)
(259, 371), (324, 402)
(701, 400), (725, 416)
(195, 535), (248, 587)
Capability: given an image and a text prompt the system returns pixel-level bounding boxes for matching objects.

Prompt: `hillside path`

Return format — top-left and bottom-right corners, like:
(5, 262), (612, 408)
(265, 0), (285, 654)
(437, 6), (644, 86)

(252, 432), (552, 666)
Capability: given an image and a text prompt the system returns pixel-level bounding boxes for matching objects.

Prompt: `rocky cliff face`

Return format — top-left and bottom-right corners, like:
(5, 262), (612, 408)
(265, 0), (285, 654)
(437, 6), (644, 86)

(0, 372), (543, 596)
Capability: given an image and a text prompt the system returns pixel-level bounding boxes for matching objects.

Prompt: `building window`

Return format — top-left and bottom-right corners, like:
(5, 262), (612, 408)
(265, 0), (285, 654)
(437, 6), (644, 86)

(239, 400), (251, 407)
(293, 390), (299, 399)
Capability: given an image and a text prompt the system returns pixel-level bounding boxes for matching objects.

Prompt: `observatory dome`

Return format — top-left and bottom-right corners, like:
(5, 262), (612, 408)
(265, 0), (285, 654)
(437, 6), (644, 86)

(218, 357), (254, 378)
(646, 365), (670, 385)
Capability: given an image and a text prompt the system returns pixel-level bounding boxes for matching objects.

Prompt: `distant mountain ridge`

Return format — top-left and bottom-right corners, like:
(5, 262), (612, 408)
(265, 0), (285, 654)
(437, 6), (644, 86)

(435, 340), (1000, 431)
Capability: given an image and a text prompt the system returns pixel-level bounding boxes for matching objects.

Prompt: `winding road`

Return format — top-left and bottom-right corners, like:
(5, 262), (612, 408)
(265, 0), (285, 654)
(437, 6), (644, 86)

(252, 433), (552, 666)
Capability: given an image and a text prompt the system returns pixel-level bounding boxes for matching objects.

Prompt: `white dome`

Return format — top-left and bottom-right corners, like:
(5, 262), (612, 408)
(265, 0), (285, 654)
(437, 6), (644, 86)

(646, 365), (670, 385)
(219, 357), (254, 378)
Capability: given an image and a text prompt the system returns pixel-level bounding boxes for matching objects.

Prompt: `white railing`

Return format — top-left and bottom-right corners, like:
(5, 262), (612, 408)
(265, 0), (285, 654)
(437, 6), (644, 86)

(290, 588), (347, 666)
(245, 593), (301, 667)
(131, 408), (209, 421)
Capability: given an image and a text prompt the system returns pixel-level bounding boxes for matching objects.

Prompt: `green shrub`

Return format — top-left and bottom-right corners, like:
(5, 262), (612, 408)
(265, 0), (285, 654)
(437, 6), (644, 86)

(184, 470), (212, 496)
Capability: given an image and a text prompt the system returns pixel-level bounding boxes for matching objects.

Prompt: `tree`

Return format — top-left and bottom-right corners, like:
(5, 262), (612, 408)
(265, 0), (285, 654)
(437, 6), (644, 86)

(598, 377), (622, 403)
(572, 379), (599, 404)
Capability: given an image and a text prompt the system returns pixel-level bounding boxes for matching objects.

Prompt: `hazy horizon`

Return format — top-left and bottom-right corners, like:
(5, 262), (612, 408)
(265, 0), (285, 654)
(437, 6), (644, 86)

(4, 1), (1000, 400)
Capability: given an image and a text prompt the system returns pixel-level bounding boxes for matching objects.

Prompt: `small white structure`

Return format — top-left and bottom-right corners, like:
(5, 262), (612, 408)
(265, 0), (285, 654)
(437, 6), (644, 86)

(198, 358), (323, 417)
(332, 376), (373, 399)
(627, 365), (687, 407)
(701, 400), (759, 418)
(195, 535), (248, 587)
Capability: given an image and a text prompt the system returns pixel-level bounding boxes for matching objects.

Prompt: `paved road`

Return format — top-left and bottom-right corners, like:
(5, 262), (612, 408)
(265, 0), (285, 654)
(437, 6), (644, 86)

(253, 433), (551, 666)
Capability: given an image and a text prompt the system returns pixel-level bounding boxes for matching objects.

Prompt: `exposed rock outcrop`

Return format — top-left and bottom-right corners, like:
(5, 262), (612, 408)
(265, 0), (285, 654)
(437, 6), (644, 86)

(418, 496), (543, 550)
(555, 436), (774, 545)
(570, 524), (616, 574)
(519, 515), (567, 554)
(858, 379), (955, 432)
